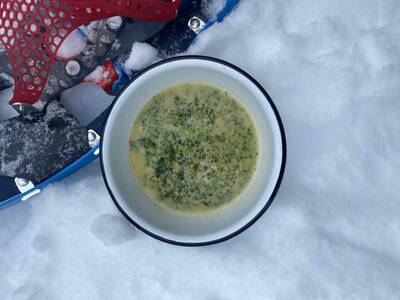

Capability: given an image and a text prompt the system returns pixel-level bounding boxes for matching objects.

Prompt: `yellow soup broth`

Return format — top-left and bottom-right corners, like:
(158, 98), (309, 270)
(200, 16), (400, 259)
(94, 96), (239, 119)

(129, 83), (259, 213)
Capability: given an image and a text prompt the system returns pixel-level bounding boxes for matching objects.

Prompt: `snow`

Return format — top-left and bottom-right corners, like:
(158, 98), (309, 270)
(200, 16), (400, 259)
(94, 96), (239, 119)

(202, 0), (226, 19)
(1, 0), (400, 299)
(56, 21), (109, 60)
(84, 66), (106, 82)
(0, 88), (17, 121)
(57, 29), (87, 59)
(124, 42), (159, 71)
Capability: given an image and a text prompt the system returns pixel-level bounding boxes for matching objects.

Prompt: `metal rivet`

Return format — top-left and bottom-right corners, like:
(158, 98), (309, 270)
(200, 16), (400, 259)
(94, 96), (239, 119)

(12, 102), (40, 114)
(16, 177), (29, 187)
(65, 60), (80, 76)
(189, 18), (201, 30)
(188, 17), (206, 34)
(88, 130), (97, 142)
(107, 16), (122, 30)
(88, 129), (100, 148)
(14, 177), (40, 200)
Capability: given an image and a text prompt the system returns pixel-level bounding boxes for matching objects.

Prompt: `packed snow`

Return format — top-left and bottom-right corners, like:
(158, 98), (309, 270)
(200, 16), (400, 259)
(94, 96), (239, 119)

(1, 0), (400, 299)
(202, 0), (226, 19)
(124, 42), (159, 71)
(57, 29), (87, 60)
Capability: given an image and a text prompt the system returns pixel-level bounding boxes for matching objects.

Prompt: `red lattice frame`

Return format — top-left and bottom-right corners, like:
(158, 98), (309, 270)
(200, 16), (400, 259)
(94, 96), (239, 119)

(0, 0), (180, 106)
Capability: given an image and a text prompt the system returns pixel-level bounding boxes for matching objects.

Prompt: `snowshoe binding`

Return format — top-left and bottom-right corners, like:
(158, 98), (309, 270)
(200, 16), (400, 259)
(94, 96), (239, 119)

(0, 0), (240, 209)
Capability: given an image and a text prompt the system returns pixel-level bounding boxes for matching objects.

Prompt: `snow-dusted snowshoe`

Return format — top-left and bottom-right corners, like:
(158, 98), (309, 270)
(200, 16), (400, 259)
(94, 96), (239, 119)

(0, 0), (240, 209)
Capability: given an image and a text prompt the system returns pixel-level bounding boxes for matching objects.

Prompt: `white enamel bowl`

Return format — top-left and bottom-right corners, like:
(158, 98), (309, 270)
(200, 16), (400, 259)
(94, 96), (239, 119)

(100, 56), (286, 246)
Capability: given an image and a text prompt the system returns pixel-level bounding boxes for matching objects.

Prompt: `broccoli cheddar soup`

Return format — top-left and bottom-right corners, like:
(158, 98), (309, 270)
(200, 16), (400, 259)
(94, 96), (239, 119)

(129, 83), (259, 213)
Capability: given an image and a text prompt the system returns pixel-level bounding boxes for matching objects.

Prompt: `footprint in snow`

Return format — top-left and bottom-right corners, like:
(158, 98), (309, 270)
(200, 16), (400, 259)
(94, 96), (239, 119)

(0, 203), (31, 246)
(90, 214), (136, 247)
(32, 234), (50, 253)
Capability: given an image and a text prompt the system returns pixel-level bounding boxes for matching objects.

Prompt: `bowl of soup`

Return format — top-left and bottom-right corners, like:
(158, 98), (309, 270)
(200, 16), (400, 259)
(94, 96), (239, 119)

(100, 56), (286, 246)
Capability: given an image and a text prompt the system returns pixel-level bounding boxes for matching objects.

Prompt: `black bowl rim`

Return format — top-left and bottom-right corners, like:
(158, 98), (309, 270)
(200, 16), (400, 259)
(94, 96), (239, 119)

(99, 55), (287, 247)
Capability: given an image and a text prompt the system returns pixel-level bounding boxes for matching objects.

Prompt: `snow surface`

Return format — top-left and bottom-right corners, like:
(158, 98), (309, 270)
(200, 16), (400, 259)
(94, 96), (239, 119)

(57, 29), (87, 59)
(1, 0), (400, 299)
(202, 0), (226, 19)
(124, 42), (159, 71)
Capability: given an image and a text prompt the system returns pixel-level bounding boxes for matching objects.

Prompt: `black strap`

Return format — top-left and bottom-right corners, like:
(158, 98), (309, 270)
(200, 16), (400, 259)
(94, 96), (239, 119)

(0, 176), (20, 203)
